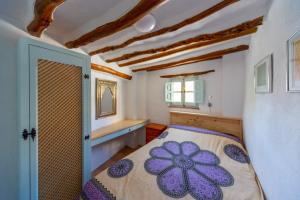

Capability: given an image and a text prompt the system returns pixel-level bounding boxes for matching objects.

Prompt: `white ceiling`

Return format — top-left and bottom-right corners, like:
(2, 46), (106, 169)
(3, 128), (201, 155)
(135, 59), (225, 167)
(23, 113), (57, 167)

(0, 0), (272, 71)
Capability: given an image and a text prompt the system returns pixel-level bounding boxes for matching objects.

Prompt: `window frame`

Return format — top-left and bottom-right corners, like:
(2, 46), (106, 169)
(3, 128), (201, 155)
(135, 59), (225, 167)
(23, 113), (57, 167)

(168, 76), (199, 109)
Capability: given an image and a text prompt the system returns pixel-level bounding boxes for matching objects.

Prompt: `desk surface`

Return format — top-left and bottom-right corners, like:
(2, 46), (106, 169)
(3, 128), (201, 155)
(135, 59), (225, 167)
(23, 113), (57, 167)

(91, 119), (148, 140)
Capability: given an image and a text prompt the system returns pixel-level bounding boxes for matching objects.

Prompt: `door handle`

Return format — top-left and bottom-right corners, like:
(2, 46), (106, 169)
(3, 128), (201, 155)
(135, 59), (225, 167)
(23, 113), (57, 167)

(22, 128), (36, 141)
(22, 129), (29, 140)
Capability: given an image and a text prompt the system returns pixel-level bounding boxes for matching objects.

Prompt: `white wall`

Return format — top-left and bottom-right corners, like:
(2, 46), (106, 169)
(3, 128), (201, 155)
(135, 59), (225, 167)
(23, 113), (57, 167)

(90, 70), (130, 171)
(222, 52), (246, 117)
(243, 1), (300, 199)
(128, 54), (246, 125)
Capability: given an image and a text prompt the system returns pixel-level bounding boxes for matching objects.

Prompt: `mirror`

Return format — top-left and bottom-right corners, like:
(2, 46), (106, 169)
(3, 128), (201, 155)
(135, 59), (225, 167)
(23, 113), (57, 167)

(96, 79), (117, 118)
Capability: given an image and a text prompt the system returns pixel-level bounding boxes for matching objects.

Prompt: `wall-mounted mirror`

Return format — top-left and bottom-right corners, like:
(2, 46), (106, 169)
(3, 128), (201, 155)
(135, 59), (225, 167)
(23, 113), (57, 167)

(96, 79), (117, 119)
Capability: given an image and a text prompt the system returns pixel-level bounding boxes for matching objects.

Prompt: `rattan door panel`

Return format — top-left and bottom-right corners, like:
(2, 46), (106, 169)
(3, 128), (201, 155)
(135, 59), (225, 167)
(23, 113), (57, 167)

(38, 59), (82, 200)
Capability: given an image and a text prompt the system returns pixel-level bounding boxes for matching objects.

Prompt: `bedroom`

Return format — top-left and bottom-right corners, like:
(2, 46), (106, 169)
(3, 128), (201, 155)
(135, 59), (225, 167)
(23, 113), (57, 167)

(0, 0), (299, 199)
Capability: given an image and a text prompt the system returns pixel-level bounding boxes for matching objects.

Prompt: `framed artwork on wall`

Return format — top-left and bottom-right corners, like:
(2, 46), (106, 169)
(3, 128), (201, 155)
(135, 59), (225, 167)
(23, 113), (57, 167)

(287, 29), (300, 92)
(255, 54), (273, 93)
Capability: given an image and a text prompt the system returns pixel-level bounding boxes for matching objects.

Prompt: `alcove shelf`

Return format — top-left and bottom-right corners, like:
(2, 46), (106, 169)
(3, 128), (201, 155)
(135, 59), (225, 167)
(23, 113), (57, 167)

(91, 119), (149, 146)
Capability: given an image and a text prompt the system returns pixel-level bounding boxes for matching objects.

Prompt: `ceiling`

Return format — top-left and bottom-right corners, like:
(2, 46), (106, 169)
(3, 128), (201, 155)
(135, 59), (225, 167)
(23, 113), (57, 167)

(0, 0), (272, 72)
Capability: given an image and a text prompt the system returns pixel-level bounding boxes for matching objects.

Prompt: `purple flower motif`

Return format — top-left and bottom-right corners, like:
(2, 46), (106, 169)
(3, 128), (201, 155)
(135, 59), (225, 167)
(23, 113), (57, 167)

(80, 178), (115, 200)
(145, 141), (234, 200)
(157, 131), (168, 139)
(224, 144), (250, 164)
(108, 159), (133, 178)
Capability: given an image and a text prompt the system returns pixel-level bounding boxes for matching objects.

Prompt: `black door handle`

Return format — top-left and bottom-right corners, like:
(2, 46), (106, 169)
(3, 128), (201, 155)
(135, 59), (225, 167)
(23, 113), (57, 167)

(22, 128), (36, 141)
(30, 128), (36, 141)
(22, 129), (29, 140)
(84, 135), (90, 140)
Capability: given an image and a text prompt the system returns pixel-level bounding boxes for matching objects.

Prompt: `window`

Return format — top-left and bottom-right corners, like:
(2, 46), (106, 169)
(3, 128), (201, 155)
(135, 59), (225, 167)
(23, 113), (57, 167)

(165, 77), (205, 108)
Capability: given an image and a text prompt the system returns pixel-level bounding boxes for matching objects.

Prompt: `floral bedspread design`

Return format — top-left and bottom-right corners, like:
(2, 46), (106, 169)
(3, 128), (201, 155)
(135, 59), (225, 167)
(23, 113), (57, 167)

(144, 141), (234, 200)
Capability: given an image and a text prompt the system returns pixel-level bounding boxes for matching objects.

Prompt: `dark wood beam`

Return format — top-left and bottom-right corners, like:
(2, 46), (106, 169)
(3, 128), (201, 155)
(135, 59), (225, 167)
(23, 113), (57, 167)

(132, 45), (248, 72)
(65, 0), (166, 48)
(108, 16), (263, 63)
(91, 63), (132, 80)
(27, 0), (65, 37)
(90, 0), (239, 54)
(132, 56), (222, 72)
(160, 70), (215, 78)
(151, 56), (222, 72)
(120, 27), (256, 67)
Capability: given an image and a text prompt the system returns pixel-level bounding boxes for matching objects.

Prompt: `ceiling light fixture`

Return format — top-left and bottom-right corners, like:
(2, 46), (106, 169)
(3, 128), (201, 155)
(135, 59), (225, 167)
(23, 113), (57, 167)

(134, 14), (156, 33)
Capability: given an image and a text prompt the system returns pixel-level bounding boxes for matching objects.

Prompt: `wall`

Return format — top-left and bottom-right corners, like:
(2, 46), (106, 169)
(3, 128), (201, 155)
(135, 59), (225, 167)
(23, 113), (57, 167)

(90, 68), (129, 171)
(243, 0), (300, 199)
(0, 18), (26, 200)
(129, 53), (246, 125)
(222, 52), (246, 117)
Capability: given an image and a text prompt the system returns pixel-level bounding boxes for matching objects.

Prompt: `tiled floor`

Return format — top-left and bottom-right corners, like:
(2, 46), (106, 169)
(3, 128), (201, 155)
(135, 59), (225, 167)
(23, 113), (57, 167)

(92, 145), (141, 177)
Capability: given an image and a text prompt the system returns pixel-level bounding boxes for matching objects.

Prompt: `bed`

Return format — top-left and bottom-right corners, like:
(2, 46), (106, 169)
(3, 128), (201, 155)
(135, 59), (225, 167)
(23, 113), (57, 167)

(80, 112), (264, 200)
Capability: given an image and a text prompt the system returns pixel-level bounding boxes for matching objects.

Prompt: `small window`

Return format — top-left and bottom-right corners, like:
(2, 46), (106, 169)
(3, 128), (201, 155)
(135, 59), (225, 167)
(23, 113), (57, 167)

(165, 77), (205, 108)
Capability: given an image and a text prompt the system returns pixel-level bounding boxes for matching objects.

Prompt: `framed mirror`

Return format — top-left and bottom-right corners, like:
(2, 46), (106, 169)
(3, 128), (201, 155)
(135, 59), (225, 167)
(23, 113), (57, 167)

(96, 79), (117, 119)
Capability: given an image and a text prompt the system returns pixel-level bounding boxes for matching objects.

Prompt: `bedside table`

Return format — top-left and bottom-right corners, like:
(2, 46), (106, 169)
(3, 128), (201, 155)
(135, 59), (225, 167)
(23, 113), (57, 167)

(146, 123), (167, 143)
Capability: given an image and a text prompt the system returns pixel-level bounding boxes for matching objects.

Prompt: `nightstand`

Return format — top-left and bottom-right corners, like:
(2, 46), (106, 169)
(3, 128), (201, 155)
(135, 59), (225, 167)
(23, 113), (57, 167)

(146, 123), (167, 143)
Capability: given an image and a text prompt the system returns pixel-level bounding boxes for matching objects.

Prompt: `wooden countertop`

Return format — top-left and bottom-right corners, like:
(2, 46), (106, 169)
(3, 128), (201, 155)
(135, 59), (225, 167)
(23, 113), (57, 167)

(91, 119), (148, 140)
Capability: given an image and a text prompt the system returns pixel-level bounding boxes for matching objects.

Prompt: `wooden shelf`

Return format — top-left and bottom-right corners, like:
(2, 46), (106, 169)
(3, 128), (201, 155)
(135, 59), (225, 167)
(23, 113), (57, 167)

(91, 119), (149, 146)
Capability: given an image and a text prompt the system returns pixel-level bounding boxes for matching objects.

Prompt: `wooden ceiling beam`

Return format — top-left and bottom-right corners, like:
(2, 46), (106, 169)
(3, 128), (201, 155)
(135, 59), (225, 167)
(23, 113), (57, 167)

(65, 0), (166, 48)
(133, 56), (222, 72)
(120, 27), (256, 67)
(132, 45), (248, 72)
(151, 56), (222, 71)
(108, 16), (263, 63)
(160, 70), (215, 78)
(91, 63), (132, 80)
(27, 0), (65, 37)
(90, 0), (239, 54)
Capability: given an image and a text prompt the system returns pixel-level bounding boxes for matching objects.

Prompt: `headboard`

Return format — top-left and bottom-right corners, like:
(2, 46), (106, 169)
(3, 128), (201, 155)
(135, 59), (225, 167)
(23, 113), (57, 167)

(170, 111), (243, 142)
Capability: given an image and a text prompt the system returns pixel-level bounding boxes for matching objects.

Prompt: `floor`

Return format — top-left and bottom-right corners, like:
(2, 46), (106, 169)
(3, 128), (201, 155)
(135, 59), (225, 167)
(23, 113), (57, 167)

(92, 145), (141, 177)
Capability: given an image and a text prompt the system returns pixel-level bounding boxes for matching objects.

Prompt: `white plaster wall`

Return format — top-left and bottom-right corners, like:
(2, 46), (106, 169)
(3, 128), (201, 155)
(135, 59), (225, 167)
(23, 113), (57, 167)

(222, 52), (246, 117)
(135, 54), (246, 125)
(90, 70), (130, 170)
(243, 1), (300, 199)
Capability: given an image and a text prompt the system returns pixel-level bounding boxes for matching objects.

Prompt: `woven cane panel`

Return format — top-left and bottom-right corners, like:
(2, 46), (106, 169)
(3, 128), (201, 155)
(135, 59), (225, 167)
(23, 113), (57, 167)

(38, 59), (82, 200)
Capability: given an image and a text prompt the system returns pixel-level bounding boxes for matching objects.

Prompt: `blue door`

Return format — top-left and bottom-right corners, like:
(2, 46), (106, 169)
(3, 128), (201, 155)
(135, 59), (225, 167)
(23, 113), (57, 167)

(18, 38), (91, 200)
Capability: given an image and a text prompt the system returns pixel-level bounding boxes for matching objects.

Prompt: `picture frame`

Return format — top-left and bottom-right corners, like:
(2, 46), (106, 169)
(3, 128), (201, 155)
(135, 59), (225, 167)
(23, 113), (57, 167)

(96, 79), (117, 119)
(255, 54), (273, 93)
(287, 29), (300, 92)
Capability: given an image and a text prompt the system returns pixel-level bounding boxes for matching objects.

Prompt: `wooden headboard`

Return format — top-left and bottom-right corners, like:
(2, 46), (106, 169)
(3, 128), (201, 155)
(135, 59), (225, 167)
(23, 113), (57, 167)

(170, 111), (243, 142)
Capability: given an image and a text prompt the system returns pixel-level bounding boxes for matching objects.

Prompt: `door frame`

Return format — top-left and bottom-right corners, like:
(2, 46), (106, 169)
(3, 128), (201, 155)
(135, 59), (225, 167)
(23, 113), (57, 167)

(18, 37), (91, 200)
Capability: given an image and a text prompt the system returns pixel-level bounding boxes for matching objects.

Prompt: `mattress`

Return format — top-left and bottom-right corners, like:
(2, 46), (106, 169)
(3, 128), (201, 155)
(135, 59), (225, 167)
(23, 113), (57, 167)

(80, 125), (264, 200)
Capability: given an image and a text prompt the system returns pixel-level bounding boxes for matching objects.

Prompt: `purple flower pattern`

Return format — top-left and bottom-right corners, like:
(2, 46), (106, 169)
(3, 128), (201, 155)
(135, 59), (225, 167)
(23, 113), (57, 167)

(144, 141), (234, 200)
(108, 159), (133, 178)
(80, 178), (115, 200)
(157, 131), (168, 139)
(224, 144), (250, 164)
